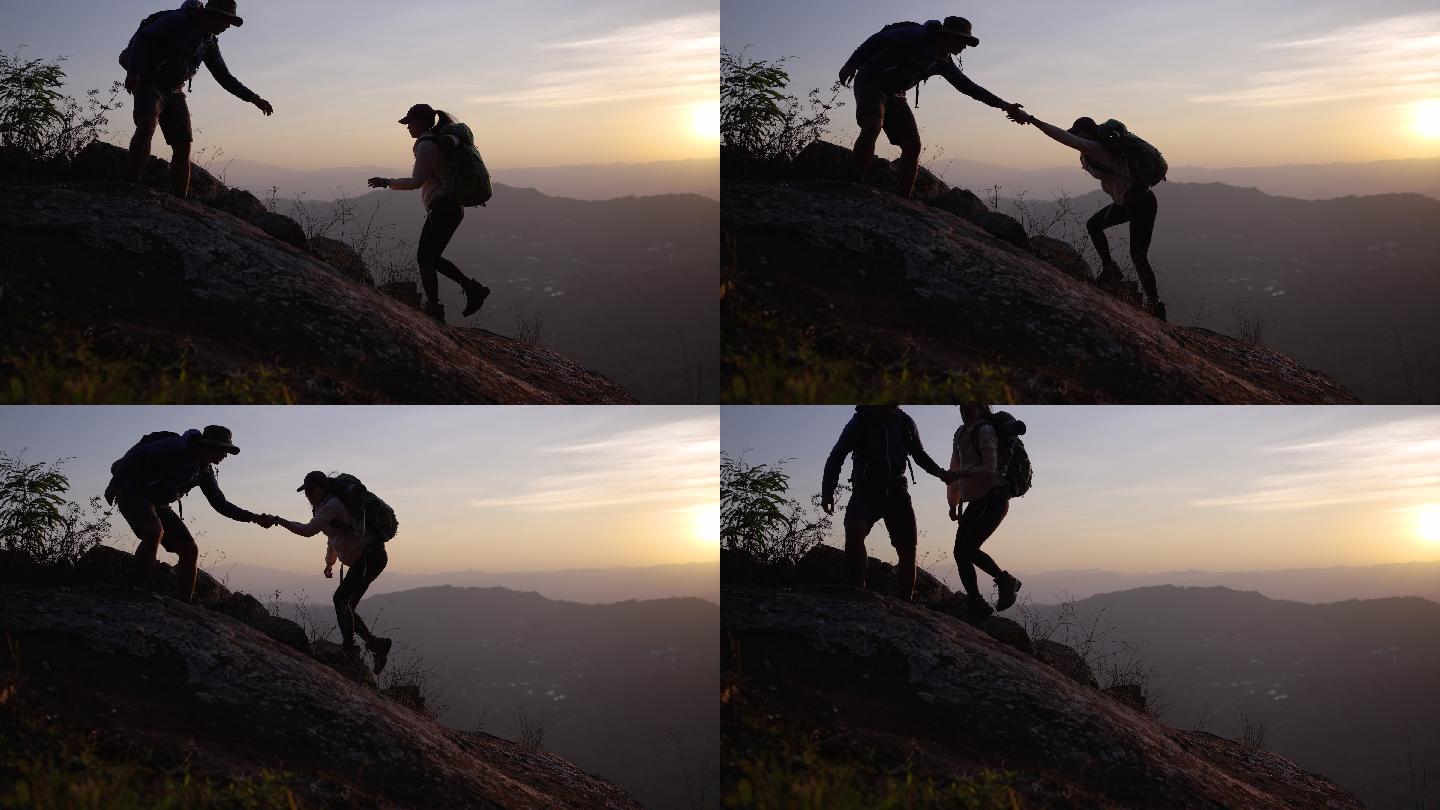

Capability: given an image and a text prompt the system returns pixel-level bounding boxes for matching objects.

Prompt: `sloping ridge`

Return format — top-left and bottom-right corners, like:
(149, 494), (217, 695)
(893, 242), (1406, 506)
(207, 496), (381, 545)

(722, 583), (1364, 808)
(722, 141), (1358, 403)
(0, 582), (641, 809)
(0, 145), (634, 403)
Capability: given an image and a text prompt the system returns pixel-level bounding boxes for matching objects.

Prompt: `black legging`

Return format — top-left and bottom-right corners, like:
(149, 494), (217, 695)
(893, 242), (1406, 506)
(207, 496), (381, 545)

(1088, 188), (1159, 302)
(954, 493), (1010, 600)
(333, 541), (388, 645)
(415, 199), (470, 305)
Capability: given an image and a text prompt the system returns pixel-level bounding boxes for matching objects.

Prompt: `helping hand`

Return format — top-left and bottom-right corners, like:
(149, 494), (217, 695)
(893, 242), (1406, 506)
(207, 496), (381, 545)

(104, 484), (118, 506)
(254, 513), (276, 529)
(1004, 103), (1030, 125)
(838, 64), (857, 88)
(367, 177), (389, 189)
(821, 496), (835, 516)
(324, 566), (333, 579)
(124, 72), (137, 94)
(254, 98), (274, 116)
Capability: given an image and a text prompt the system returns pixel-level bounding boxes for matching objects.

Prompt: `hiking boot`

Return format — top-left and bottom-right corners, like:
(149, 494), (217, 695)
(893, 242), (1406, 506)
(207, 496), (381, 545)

(966, 598), (994, 622)
(995, 572), (1022, 612)
(341, 640), (362, 659)
(461, 279), (491, 317)
(368, 636), (393, 675)
(424, 302), (446, 324)
(1150, 300), (1168, 322)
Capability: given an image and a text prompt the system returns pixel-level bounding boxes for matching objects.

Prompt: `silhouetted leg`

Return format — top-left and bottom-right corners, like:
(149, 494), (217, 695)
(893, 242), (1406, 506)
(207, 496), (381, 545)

(1088, 204), (1131, 270)
(433, 256), (470, 287)
(954, 517), (981, 599)
(157, 506), (199, 603)
(843, 515), (873, 589)
(170, 142), (192, 199)
(130, 528), (161, 588)
(897, 141), (921, 199)
(852, 117), (883, 183)
(882, 494), (919, 600)
(128, 118), (158, 183)
(416, 204), (465, 305)
(334, 544), (388, 645)
(972, 549), (1002, 579)
(1128, 190), (1160, 302)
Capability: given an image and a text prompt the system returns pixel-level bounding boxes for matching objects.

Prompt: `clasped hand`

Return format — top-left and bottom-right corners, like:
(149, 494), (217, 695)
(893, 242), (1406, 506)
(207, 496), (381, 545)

(254, 513), (278, 529)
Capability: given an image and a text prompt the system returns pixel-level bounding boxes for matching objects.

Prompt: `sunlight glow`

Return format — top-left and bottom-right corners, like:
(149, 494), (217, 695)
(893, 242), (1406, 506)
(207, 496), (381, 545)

(691, 100), (720, 142)
(1413, 100), (1440, 139)
(1418, 503), (1440, 542)
(696, 503), (720, 544)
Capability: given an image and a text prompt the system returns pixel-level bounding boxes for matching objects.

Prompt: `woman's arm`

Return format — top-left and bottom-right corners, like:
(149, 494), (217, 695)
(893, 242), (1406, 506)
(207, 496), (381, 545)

(384, 140), (441, 191)
(1026, 116), (1115, 166)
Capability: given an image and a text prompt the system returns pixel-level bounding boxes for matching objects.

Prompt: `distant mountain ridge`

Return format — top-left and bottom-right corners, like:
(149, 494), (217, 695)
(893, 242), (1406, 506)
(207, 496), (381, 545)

(1022, 559), (1440, 604)
(218, 156), (719, 202)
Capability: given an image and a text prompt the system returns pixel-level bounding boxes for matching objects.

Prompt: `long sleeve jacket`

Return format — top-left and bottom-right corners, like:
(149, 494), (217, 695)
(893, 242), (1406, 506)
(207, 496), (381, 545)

(843, 20), (1007, 108)
(127, 9), (258, 102)
(107, 430), (258, 522)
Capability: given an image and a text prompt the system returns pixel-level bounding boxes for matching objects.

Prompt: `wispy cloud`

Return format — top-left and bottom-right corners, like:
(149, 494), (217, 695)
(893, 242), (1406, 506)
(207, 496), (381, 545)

(1193, 12), (1440, 107)
(469, 12), (719, 108)
(468, 415), (718, 512)
(1193, 415), (1440, 511)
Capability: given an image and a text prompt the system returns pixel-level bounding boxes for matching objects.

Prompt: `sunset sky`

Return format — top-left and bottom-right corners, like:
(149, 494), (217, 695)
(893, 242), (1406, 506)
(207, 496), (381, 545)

(0, 406), (720, 575)
(722, 407), (1440, 581)
(8, 0), (719, 168)
(723, 0), (1440, 169)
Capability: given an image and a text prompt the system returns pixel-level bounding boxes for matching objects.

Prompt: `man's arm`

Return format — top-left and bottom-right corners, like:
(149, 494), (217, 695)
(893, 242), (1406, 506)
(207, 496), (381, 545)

(946, 428), (963, 514)
(382, 140), (440, 191)
(196, 467), (260, 523)
(821, 418), (860, 504)
(903, 416), (951, 480)
(938, 59), (1013, 111)
(203, 41), (270, 113)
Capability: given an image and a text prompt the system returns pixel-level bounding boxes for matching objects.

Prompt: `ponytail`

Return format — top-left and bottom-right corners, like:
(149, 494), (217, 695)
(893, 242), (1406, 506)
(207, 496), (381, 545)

(432, 109), (457, 130)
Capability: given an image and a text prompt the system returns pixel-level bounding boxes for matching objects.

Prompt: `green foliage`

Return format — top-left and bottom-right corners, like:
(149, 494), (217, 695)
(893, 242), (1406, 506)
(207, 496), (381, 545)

(2, 332), (296, 405)
(0, 49), (123, 163)
(720, 453), (831, 566)
(721, 47), (841, 164)
(0, 452), (111, 565)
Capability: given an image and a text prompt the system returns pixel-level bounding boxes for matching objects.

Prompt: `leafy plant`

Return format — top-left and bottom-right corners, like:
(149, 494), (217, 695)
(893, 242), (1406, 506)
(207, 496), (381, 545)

(721, 47), (842, 166)
(0, 49), (123, 163)
(720, 453), (831, 566)
(0, 452), (111, 565)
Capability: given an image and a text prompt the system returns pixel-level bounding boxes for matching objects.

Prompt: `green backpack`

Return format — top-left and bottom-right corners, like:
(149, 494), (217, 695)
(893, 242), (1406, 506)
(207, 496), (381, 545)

(327, 473), (399, 541)
(1096, 119), (1168, 190)
(425, 123), (493, 207)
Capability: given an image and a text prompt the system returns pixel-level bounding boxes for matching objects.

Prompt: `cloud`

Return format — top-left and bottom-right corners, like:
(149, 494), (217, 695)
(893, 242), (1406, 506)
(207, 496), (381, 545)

(469, 12), (719, 108)
(1193, 415), (1440, 511)
(1192, 12), (1440, 107)
(468, 415), (718, 512)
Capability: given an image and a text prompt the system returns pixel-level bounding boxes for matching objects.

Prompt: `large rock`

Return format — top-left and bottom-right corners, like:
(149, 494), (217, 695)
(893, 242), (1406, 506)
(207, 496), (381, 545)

(929, 186), (989, 221)
(68, 141), (224, 200)
(254, 211), (308, 251)
(973, 211), (1030, 250)
(1033, 637), (1100, 689)
(722, 176), (1358, 404)
(0, 585), (642, 809)
(790, 140), (947, 200)
(254, 614), (311, 655)
(1030, 234), (1094, 283)
(794, 544), (951, 604)
(0, 181), (635, 403)
(722, 585), (1364, 809)
(213, 590), (269, 625)
(309, 236), (375, 286)
(311, 638), (378, 688)
(210, 186), (268, 222)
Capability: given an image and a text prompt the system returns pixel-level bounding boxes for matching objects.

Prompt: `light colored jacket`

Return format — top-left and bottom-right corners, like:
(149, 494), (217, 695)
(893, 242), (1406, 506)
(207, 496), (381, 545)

(385, 138), (447, 211)
(948, 421), (999, 508)
(1033, 118), (1133, 206)
(280, 496), (372, 566)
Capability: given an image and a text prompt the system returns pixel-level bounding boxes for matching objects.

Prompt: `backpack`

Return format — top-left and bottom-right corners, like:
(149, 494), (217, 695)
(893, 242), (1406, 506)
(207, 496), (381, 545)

(1095, 119), (1168, 190)
(422, 123), (493, 207)
(119, 10), (174, 72)
(874, 21), (951, 104)
(849, 406), (915, 494)
(969, 412), (1033, 498)
(111, 430), (182, 476)
(327, 473), (399, 541)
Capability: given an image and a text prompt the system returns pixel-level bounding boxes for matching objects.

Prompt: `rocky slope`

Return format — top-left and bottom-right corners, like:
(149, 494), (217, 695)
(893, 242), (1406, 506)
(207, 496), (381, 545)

(0, 546), (641, 809)
(0, 143), (634, 404)
(722, 141), (1359, 403)
(721, 557), (1366, 808)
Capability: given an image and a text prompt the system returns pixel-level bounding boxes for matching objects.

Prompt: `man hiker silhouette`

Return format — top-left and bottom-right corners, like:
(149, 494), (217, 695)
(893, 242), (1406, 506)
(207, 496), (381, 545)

(105, 425), (276, 603)
(274, 471), (394, 674)
(948, 405), (1025, 619)
(122, 0), (274, 198)
(1011, 110), (1168, 320)
(821, 406), (961, 600)
(838, 16), (1025, 198)
(369, 104), (492, 324)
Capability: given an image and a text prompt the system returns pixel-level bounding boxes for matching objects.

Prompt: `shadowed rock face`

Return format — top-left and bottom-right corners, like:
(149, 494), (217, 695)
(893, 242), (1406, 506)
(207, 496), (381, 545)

(0, 584), (642, 810)
(722, 585), (1365, 809)
(0, 180), (634, 403)
(723, 175), (1358, 403)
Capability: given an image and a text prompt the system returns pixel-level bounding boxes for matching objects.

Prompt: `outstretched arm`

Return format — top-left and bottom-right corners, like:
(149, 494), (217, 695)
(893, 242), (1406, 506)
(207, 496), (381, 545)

(938, 59), (1022, 117)
(377, 139), (440, 191)
(279, 499), (342, 538)
(197, 468), (261, 524)
(1024, 116), (1116, 167)
(903, 416), (954, 481)
(202, 42), (267, 109)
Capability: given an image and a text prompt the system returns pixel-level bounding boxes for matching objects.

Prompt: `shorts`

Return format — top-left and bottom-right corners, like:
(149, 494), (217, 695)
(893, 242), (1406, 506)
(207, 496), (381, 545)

(116, 493), (197, 556)
(853, 73), (920, 149)
(845, 486), (918, 550)
(132, 82), (193, 146)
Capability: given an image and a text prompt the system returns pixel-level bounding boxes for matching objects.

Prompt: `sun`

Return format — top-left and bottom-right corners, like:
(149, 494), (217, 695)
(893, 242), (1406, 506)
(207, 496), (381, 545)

(695, 502), (720, 545)
(1413, 100), (1440, 140)
(689, 99), (720, 143)
(1418, 504), (1440, 543)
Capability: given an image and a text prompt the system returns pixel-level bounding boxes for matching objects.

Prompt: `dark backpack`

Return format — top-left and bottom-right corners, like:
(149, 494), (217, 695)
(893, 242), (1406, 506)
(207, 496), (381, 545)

(874, 20), (949, 104)
(118, 9), (179, 72)
(849, 407), (914, 493)
(327, 473), (399, 541)
(420, 122), (493, 207)
(1095, 119), (1168, 190)
(969, 412), (1033, 498)
(111, 430), (182, 477)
